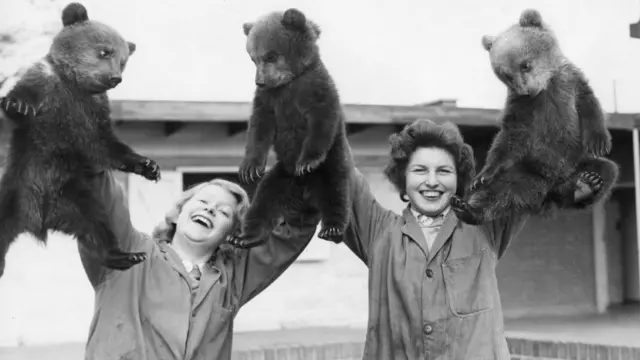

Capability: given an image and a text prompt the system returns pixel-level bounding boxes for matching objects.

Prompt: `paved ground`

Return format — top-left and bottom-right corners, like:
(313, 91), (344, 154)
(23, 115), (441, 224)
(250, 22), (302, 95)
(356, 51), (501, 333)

(1, 305), (638, 359)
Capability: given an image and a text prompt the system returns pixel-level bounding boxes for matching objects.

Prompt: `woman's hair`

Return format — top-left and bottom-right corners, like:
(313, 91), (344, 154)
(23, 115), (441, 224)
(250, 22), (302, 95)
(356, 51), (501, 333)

(383, 119), (476, 202)
(151, 178), (251, 263)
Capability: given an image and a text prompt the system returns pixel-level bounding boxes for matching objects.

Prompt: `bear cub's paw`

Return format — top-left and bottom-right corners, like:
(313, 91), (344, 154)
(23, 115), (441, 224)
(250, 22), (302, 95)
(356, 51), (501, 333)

(239, 158), (265, 184)
(471, 167), (501, 190)
(229, 219), (269, 249)
(294, 157), (325, 177)
(228, 233), (267, 249)
(0, 97), (38, 117)
(577, 171), (603, 195)
(450, 195), (484, 225)
(317, 226), (344, 243)
(102, 249), (148, 270)
(584, 133), (612, 157)
(134, 158), (161, 182)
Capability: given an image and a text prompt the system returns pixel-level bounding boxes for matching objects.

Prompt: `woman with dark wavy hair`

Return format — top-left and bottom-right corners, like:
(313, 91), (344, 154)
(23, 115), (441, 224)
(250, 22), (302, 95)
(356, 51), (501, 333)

(343, 119), (601, 359)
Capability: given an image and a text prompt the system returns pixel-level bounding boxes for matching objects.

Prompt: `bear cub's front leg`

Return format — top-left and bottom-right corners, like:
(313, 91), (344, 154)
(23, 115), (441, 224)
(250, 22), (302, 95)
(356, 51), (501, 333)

(0, 75), (46, 118)
(102, 132), (161, 181)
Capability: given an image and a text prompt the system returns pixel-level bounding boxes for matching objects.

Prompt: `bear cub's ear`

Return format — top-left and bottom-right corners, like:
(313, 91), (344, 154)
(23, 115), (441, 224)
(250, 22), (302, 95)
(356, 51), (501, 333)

(519, 9), (543, 28)
(62, 2), (89, 27)
(282, 8), (307, 31)
(128, 42), (136, 56)
(481, 35), (494, 51)
(242, 22), (254, 36)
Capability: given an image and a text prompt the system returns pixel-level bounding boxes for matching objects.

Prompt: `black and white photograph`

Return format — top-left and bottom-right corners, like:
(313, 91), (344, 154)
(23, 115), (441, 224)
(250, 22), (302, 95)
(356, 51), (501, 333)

(0, 0), (639, 359)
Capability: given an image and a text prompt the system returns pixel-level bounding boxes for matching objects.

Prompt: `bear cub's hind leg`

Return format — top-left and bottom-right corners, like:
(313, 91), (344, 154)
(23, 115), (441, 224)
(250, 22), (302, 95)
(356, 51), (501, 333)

(314, 166), (349, 242)
(52, 179), (147, 270)
(0, 188), (24, 278)
(232, 162), (291, 249)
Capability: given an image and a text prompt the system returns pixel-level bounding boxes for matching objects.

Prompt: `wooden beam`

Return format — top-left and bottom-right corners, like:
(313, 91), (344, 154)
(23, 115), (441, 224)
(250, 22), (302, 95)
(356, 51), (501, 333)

(346, 124), (374, 136)
(108, 99), (639, 130)
(163, 122), (183, 136)
(227, 122), (247, 137)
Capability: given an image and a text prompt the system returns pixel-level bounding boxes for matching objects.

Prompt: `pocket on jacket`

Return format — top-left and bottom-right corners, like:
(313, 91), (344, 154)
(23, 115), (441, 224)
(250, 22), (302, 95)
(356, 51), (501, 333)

(442, 247), (494, 318)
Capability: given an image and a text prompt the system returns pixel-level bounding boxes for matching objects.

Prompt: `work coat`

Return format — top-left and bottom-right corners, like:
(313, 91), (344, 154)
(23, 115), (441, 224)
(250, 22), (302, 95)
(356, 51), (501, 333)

(343, 169), (529, 360)
(78, 171), (319, 360)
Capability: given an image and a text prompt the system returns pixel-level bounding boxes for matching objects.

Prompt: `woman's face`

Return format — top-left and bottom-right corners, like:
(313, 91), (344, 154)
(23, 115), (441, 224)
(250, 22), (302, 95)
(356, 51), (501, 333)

(175, 184), (238, 248)
(405, 147), (458, 217)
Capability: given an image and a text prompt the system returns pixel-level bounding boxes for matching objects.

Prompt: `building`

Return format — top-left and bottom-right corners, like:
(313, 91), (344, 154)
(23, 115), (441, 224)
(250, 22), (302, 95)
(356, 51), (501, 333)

(3, 98), (636, 347)
(108, 99), (640, 331)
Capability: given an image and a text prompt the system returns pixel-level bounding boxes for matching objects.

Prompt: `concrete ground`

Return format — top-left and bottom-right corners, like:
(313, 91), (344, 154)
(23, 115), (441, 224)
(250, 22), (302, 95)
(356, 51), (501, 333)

(0, 305), (638, 359)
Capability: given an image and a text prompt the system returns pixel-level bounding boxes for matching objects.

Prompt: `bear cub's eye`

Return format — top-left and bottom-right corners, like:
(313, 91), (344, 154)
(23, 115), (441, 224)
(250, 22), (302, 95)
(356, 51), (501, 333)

(520, 61), (532, 73)
(263, 51), (279, 63)
(99, 49), (113, 58)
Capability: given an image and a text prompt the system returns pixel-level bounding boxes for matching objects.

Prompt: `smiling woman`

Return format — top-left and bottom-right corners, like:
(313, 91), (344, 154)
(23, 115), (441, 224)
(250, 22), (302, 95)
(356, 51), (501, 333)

(154, 179), (249, 267)
(75, 171), (321, 360)
(342, 118), (603, 359)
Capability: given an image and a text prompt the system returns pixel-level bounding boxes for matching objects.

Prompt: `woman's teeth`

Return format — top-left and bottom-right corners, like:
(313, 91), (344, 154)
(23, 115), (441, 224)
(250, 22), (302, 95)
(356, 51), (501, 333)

(191, 215), (212, 228)
(421, 191), (441, 199)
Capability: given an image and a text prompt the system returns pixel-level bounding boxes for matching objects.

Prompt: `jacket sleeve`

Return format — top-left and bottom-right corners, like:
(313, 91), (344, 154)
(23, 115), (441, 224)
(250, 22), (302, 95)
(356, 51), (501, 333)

(77, 171), (150, 288)
(236, 212), (321, 306)
(484, 213), (530, 260)
(341, 168), (399, 266)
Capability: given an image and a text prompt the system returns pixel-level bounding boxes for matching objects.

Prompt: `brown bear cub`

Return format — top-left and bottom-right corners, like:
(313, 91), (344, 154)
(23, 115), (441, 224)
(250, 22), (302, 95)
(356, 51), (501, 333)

(451, 9), (619, 225)
(0, 2), (160, 278)
(231, 8), (353, 248)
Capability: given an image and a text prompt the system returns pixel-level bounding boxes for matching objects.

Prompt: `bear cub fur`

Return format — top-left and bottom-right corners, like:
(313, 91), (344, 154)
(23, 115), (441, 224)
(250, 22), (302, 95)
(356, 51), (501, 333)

(231, 8), (353, 248)
(0, 2), (160, 278)
(451, 9), (619, 225)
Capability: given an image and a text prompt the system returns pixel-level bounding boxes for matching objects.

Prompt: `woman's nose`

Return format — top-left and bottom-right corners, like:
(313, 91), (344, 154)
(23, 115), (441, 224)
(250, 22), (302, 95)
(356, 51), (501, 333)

(424, 172), (439, 187)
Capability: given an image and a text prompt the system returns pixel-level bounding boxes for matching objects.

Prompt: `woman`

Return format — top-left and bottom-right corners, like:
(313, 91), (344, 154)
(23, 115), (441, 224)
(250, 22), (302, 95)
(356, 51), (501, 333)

(78, 172), (320, 360)
(342, 119), (601, 359)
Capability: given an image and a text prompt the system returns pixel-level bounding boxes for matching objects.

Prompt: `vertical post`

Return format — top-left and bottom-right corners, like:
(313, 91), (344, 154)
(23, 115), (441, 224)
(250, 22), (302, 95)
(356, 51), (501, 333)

(626, 17), (640, 302)
(632, 126), (640, 300)
(592, 201), (608, 313)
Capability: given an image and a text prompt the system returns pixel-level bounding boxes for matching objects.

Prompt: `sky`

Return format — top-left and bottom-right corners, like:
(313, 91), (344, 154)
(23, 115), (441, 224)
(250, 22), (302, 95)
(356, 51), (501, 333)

(2, 0), (640, 112)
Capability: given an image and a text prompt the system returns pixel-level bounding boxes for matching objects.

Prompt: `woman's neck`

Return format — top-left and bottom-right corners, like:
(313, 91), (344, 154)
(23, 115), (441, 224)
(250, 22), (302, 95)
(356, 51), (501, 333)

(170, 234), (214, 265)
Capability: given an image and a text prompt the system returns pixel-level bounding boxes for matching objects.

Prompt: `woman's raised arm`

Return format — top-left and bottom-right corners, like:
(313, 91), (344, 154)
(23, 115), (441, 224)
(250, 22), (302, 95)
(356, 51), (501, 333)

(234, 209), (321, 306)
(341, 168), (399, 266)
(78, 171), (150, 287)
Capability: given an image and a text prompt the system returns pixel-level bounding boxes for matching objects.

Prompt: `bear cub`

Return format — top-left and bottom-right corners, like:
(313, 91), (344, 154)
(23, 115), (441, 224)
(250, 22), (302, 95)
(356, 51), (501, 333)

(0, 2), (160, 278)
(451, 9), (619, 225)
(230, 8), (353, 248)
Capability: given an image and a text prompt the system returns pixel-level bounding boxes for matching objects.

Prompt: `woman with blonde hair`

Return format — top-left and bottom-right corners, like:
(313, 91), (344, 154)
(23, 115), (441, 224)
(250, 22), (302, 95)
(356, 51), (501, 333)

(78, 172), (320, 360)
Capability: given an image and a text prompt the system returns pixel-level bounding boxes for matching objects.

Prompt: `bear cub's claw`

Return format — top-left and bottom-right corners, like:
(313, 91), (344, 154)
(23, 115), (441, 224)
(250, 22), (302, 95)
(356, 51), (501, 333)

(317, 226), (344, 243)
(471, 169), (499, 190)
(102, 249), (148, 270)
(294, 158), (324, 177)
(135, 158), (161, 182)
(228, 233), (267, 249)
(584, 134), (612, 157)
(239, 159), (265, 184)
(0, 97), (38, 117)
(450, 196), (484, 225)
